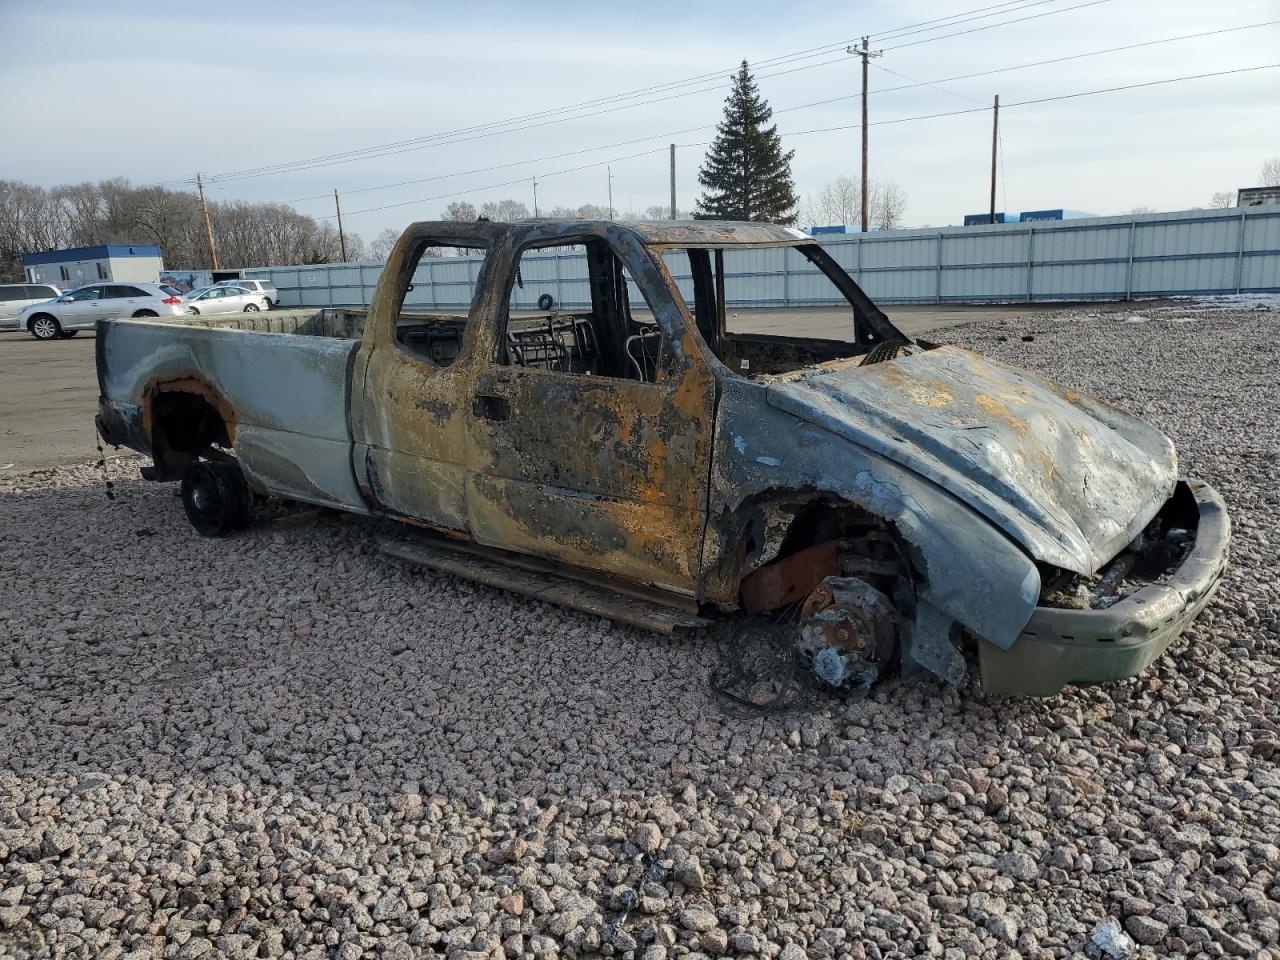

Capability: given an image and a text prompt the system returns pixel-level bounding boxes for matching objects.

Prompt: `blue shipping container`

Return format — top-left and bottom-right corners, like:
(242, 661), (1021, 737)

(963, 213), (1017, 225)
(1019, 208), (1097, 222)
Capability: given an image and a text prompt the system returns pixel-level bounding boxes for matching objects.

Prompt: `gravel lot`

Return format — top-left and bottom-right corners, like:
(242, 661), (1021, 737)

(1, 301), (1278, 960)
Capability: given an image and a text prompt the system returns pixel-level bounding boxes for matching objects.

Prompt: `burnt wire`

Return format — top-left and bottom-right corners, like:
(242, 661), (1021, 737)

(94, 435), (116, 502)
(708, 604), (819, 717)
(709, 528), (922, 716)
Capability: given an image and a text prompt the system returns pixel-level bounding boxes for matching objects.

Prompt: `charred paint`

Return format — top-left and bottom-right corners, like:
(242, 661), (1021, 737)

(141, 370), (238, 447)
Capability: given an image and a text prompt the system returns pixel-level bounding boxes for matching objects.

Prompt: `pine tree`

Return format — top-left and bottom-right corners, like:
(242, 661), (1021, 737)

(695, 61), (798, 223)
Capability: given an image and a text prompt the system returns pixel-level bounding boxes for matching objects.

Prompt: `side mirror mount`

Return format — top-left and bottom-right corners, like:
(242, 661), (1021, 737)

(59, 295), (74, 303)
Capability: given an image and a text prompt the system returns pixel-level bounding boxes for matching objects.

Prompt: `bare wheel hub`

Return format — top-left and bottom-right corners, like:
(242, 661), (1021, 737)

(798, 576), (898, 692)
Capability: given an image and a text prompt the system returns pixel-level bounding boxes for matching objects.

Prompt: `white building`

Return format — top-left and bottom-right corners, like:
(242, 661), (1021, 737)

(22, 243), (164, 288)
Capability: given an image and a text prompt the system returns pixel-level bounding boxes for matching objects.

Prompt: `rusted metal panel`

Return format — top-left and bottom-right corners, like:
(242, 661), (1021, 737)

(703, 375), (1043, 651)
(381, 536), (709, 632)
(764, 346), (1177, 574)
(96, 317), (365, 509)
(741, 541), (841, 614)
(629, 220), (811, 248)
(458, 225), (717, 593)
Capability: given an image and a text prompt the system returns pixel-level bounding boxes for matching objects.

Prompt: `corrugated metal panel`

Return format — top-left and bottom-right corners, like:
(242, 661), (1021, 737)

(1245, 213), (1280, 252)
(246, 207), (1280, 308)
(1243, 254), (1280, 289)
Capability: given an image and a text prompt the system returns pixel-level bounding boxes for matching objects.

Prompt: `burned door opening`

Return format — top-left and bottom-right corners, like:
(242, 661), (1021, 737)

(464, 235), (716, 593)
(356, 237), (492, 535)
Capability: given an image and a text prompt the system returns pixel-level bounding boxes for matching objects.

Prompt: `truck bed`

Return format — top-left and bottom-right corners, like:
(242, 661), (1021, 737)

(97, 312), (366, 510)
(166, 306), (369, 338)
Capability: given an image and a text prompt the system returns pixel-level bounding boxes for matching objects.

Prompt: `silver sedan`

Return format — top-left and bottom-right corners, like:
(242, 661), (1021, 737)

(184, 286), (270, 316)
(18, 282), (188, 340)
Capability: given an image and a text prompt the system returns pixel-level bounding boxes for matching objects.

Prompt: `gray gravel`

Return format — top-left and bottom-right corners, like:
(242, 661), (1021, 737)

(2, 300), (1278, 960)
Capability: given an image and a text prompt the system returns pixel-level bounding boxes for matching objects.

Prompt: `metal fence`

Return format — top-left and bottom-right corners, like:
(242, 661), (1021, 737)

(244, 206), (1280, 309)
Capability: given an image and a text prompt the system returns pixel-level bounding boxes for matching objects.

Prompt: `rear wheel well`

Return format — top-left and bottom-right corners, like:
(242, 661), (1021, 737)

(145, 379), (236, 480)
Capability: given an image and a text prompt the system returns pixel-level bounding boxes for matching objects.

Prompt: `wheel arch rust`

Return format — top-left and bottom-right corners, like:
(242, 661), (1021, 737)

(141, 369), (238, 450)
(701, 485), (914, 610)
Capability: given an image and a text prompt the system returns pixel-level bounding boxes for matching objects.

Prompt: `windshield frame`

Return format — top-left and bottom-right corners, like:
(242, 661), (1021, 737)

(661, 241), (906, 376)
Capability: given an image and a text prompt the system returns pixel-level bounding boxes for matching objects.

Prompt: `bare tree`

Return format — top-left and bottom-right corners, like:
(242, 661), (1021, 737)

(479, 199), (529, 221)
(1125, 206), (1155, 215)
(370, 227), (400, 260)
(1209, 190), (1236, 209)
(9, 177), (364, 270)
(800, 177), (907, 230)
(870, 182), (908, 230)
(826, 177), (860, 226)
(55, 182), (104, 245)
(343, 233), (368, 262)
(1261, 157), (1280, 187)
(133, 187), (200, 260)
(442, 201), (477, 222)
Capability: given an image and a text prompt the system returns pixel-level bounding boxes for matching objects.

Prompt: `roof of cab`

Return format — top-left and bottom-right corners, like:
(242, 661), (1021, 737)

(516, 218), (812, 248)
(400, 218), (814, 249)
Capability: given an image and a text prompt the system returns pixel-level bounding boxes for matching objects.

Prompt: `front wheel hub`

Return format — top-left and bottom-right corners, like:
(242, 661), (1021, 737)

(798, 576), (898, 693)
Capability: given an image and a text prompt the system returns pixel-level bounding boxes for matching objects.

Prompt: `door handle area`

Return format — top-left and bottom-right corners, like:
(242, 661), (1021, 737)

(472, 394), (511, 422)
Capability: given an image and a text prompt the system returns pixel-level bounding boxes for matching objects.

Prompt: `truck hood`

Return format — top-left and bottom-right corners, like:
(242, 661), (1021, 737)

(765, 346), (1177, 575)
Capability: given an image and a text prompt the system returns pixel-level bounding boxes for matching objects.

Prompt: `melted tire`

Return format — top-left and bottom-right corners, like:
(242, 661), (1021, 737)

(181, 460), (254, 537)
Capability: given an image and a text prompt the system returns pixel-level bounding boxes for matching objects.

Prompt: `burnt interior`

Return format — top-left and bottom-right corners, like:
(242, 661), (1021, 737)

(391, 239), (488, 368)
(396, 316), (468, 365)
(677, 244), (900, 377)
(497, 239), (671, 384)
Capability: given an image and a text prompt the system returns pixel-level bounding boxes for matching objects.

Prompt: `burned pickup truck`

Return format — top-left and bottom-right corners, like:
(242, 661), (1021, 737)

(96, 219), (1229, 696)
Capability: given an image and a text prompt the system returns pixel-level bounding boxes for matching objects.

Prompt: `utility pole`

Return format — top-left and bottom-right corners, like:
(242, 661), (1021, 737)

(334, 189), (348, 262)
(669, 143), (678, 219)
(196, 173), (218, 270)
(847, 38), (882, 233)
(607, 166), (614, 220)
(989, 95), (1000, 225)
(532, 175), (539, 218)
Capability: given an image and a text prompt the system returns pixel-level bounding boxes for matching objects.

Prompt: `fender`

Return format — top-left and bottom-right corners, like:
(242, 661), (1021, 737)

(702, 378), (1041, 650)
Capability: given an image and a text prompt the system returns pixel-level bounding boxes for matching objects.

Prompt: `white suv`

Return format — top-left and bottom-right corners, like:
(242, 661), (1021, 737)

(18, 283), (188, 340)
(215, 278), (279, 308)
(0, 283), (62, 330)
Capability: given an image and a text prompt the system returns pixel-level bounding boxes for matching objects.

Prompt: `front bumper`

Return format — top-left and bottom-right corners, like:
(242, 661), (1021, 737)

(979, 479), (1229, 697)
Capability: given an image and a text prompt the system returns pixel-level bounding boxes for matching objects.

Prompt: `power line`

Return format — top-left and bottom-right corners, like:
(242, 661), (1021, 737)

(328, 63), (1278, 221)
(883, 0), (1108, 49)
(164, 0), (1101, 188)
(765, 20), (1280, 124)
(330, 147), (670, 219)
(869, 0), (1066, 44)
(871, 62), (991, 106)
(777, 62), (1280, 139)
(282, 22), (1276, 208)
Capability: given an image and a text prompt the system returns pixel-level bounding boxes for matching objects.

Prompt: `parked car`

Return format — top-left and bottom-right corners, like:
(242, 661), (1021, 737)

(214, 278), (279, 308)
(185, 285), (270, 316)
(0, 283), (61, 330)
(19, 283), (186, 340)
(95, 219), (1229, 698)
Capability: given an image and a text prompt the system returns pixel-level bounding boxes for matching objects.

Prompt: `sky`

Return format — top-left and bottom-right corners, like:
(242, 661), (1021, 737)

(1, 0), (1277, 240)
